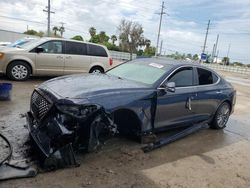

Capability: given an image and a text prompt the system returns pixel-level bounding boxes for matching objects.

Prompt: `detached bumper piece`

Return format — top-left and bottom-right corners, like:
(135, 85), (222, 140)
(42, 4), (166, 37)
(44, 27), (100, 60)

(26, 112), (79, 170)
(142, 122), (208, 153)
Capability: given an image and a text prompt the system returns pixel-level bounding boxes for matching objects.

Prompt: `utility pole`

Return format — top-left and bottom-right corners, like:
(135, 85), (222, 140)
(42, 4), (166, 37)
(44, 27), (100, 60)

(59, 22), (65, 37)
(211, 43), (215, 63)
(201, 19), (210, 55)
(43, 0), (55, 37)
(155, 1), (166, 57)
(216, 50), (219, 63)
(159, 40), (163, 56)
(214, 34), (219, 57)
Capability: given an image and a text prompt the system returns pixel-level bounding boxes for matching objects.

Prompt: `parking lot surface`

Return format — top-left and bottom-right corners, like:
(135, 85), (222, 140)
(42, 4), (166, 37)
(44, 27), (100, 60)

(0, 71), (250, 188)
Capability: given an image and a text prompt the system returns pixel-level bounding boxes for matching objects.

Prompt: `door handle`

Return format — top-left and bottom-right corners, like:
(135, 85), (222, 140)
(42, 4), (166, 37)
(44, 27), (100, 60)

(186, 97), (192, 111)
(66, 56), (72, 59)
(57, 56), (63, 59)
(216, 90), (223, 94)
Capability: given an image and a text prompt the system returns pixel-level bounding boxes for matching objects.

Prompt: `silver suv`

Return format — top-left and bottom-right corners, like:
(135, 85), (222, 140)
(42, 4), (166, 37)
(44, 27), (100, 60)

(0, 38), (113, 80)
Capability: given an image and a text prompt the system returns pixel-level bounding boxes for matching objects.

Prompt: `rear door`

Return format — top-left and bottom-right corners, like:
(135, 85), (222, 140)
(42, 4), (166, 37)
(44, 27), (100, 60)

(64, 41), (91, 74)
(35, 40), (64, 75)
(192, 67), (221, 122)
(87, 44), (108, 71)
(154, 66), (198, 129)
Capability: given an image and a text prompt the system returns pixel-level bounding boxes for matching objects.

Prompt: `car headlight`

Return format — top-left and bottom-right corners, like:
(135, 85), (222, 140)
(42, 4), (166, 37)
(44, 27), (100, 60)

(0, 52), (4, 59)
(55, 103), (99, 118)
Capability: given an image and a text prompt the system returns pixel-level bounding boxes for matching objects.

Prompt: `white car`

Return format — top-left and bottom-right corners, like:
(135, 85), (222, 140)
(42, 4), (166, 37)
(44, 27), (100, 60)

(0, 38), (113, 80)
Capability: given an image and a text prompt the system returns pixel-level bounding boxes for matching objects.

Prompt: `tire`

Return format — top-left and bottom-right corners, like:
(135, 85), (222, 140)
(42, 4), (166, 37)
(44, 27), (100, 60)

(89, 66), (104, 74)
(7, 61), (31, 81)
(210, 102), (230, 129)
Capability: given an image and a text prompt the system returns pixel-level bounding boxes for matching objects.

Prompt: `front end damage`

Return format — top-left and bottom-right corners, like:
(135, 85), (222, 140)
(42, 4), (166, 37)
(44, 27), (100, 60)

(27, 89), (116, 169)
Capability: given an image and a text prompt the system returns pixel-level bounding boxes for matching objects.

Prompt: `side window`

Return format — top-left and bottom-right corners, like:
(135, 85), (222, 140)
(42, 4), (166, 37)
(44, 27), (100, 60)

(88, 44), (108, 57)
(39, 41), (62, 54)
(167, 67), (193, 87)
(65, 41), (87, 55)
(197, 68), (214, 85)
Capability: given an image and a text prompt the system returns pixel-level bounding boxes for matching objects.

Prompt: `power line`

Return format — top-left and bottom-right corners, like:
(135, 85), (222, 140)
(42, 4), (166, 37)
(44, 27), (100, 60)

(155, 1), (166, 56)
(0, 15), (46, 25)
(43, 0), (55, 36)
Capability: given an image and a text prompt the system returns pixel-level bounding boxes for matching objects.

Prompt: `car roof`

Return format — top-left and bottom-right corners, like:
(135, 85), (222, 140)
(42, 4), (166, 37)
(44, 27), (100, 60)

(40, 37), (107, 48)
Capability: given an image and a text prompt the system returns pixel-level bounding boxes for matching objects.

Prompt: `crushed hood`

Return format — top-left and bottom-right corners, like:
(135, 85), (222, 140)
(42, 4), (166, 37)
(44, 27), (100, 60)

(39, 73), (147, 99)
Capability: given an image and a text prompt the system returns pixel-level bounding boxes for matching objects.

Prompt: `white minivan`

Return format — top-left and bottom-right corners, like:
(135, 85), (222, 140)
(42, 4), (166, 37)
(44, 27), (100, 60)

(0, 38), (113, 80)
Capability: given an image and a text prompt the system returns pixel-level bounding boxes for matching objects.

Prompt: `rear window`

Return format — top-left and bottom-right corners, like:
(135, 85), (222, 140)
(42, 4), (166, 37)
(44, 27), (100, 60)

(88, 44), (107, 57)
(197, 68), (218, 85)
(65, 41), (87, 55)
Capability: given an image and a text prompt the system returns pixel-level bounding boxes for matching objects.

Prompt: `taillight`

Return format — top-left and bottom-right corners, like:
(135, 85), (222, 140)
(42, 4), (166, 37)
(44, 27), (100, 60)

(109, 58), (113, 66)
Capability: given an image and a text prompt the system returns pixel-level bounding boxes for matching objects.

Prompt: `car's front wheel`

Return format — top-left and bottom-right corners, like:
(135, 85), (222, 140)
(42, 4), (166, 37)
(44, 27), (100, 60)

(7, 61), (31, 81)
(210, 102), (230, 129)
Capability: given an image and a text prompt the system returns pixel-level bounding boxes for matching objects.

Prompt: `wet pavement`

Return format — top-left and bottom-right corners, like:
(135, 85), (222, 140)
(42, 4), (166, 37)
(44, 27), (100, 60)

(0, 71), (250, 188)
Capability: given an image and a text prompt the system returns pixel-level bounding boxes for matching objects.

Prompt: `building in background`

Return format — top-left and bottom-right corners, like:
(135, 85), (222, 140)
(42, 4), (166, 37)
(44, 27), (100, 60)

(0, 29), (39, 43)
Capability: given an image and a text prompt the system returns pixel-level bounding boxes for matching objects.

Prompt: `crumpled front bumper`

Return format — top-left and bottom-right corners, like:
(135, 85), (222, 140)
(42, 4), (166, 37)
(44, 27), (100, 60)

(26, 111), (51, 157)
(26, 111), (78, 169)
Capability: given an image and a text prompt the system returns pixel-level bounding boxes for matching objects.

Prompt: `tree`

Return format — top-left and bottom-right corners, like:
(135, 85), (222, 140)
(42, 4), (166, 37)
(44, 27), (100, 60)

(144, 46), (156, 57)
(89, 27), (96, 38)
(222, 57), (230, 65)
(71, 35), (84, 41)
(111, 35), (117, 45)
(193, 54), (199, 61)
(118, 19), (144, 58)
(99, 31), (109, 43)
(59, 26), (65, 37)
(23, 29), (44, 37)
(52, 26), (59, 36)
(186, 53), (192, 59)
(144, 39), (151, 49)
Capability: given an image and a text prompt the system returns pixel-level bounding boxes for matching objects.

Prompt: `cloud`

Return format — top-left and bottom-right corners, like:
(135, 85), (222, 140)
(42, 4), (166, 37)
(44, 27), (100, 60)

(0, 0), (249, 63)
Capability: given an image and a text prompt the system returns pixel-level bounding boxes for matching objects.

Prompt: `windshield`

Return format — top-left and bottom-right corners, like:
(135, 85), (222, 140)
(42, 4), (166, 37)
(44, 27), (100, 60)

(107, 63), (168, 85)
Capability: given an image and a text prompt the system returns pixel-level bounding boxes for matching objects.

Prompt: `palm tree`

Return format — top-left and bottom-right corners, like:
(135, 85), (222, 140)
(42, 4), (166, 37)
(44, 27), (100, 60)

(59, 26), (65, 37)
(111, 35), (117, 45)
(89, 27), (96, 38)
(52, 26), (59, 36)
(145, 39), (151, 48)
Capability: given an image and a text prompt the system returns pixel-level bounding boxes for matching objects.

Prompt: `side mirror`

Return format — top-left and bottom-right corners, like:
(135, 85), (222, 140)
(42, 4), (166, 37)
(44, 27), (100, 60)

(36, 46), (44, 53)
(159, 82), (176, 93)
(166, 82), (175, 92)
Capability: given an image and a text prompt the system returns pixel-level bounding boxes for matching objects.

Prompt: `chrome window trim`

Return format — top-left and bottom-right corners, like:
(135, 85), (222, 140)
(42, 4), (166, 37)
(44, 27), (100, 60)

(157, 65), (221, 90)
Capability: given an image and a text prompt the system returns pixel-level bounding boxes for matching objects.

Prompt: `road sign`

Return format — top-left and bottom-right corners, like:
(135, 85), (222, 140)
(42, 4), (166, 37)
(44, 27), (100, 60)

(201, 53), (207, 60)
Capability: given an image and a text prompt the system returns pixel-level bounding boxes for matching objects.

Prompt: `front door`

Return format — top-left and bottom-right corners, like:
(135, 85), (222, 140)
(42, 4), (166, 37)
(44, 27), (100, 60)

(154, 67), (197, 129)
(35, 40), (64, 76)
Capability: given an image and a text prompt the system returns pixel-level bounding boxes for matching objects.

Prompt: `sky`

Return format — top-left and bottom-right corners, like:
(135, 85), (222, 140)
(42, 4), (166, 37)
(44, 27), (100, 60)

(0, 0), (249, 63)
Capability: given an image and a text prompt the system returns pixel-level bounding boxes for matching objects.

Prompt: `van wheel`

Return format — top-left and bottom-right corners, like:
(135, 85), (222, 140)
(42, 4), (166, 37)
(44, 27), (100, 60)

(210, 102), (230, 129)
(7, 61), (31, 81)
(89, 67), (104, 74)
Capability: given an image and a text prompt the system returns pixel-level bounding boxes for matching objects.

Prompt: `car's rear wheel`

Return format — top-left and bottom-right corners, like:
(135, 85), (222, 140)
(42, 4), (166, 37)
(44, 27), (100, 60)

(89, 66), (104, 74)
(210, 102), (230, 129)
(7, 61), (31, 81)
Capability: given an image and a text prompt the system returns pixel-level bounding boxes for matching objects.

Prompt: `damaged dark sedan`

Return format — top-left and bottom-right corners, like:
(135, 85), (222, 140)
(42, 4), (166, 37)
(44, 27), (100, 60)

(26, 58), (236, 167)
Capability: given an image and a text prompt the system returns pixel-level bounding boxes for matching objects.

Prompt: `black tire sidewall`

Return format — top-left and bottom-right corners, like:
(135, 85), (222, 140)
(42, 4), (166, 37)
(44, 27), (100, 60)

(7, 61), (31, 81)
(211, 102), (230, 129)
(89, 67), (104, 73)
